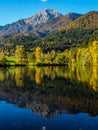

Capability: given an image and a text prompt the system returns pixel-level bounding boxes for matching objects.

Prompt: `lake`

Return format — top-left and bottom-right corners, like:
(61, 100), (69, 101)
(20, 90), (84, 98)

(0, 66), (98, 130)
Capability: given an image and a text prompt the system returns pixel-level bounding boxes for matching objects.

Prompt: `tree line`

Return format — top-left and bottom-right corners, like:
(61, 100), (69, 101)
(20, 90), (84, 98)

(0, 40), (98, 66)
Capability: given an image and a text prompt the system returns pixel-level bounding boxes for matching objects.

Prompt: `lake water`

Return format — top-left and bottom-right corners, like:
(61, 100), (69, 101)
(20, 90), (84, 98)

(0, 66), (98, 130)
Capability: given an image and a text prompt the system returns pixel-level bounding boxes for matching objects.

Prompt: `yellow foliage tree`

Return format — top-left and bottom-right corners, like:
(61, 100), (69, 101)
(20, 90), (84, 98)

(35, 47), (44, 63)
(15, 45), (26, 65)
(0, 50), (5, 65)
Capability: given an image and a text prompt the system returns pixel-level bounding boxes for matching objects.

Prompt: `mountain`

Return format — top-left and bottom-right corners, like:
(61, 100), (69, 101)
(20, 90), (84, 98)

(33, 11), (98, 51)
(0, 11), (98, 52)
(0, 9), (62, 36)
(24, 9), (63, 27)
(0, 9), (82, 37)
(0, 20), (26, 36)
(65, 11), (98, 29)
(35, 13), (82, 32)
(0, 26), (3, 30)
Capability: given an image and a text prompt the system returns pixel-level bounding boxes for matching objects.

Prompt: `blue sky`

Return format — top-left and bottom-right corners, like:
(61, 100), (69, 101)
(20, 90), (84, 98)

(0, 0), (98, 25)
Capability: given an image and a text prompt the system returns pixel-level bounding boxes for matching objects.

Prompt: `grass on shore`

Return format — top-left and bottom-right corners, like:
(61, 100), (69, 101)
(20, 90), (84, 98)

(6, 56), (16, 65)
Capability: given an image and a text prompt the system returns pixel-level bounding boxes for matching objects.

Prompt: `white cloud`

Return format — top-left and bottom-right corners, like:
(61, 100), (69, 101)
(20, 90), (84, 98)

(41, 0), (47, 2)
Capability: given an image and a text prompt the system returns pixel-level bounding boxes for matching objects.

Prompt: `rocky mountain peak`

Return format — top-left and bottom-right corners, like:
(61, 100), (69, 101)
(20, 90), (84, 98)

(38, 8), (63, 17)
(0, 9), (83, 37)
(25, 9), (63, 27)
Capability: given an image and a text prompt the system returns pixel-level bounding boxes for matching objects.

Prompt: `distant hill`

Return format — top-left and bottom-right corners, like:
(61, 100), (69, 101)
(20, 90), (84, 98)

(65, 11), (98, 29)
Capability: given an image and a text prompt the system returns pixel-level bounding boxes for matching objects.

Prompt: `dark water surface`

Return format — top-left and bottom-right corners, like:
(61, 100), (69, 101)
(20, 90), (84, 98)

(0, 66), (98, 130)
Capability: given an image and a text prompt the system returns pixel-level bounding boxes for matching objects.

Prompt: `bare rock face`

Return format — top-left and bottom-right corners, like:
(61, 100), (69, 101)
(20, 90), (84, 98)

(38, 13), (82, 32)
(25, 9), (63, 28)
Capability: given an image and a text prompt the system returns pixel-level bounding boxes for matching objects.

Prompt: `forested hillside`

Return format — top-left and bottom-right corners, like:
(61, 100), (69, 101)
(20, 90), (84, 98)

(65, 11), (98, 29)
(0, 11), (97, 52)
(34, 11), (98, 52)
(0, 11), (98, 67)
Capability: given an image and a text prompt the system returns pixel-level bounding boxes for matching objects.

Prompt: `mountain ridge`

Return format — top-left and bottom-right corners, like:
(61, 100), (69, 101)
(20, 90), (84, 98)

(0, 9), (82, 37)
(37, 12), (82, 32)
(0, 9), (62, 36)
(65, 11), (98, 29)
(0, 10), (98, 52)
(32, 11), (98, 52)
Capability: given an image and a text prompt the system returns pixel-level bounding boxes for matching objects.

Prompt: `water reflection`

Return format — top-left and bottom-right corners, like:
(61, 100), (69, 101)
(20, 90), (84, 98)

(0, 66), (98, 118)
(28, 66), (98, 92)
(15, 67), (25, 87)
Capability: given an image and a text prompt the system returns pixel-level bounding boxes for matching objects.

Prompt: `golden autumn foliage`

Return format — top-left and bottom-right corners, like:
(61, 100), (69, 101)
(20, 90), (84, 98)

(15, 45), (27, 65)
(15, 67), (25, 87)
(27, 65), (98, 92)
(63, 40), (98, 66)
(0, 50), (6, 65)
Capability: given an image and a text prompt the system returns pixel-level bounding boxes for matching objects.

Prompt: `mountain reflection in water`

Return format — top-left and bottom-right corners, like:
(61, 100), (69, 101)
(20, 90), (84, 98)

(0, 66), (98, 118)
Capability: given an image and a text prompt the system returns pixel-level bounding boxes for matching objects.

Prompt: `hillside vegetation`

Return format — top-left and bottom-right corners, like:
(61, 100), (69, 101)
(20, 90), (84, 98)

(0, 11), (98, 67)
(1, 11), (97, 52)
(35, 11), (98, 52)
(65, 11), (98, 29)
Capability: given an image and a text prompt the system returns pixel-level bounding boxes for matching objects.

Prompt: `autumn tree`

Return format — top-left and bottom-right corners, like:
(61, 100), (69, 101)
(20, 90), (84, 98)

(27, 52), (36, 64)
(35, 47), (44, 63)
(15, 45), (27, 65)
(0, 50), (6, 65)
(91, 41), (98, 65)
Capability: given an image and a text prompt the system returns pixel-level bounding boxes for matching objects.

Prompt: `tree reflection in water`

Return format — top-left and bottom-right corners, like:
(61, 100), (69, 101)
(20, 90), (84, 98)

(0, 66), (98, 118)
